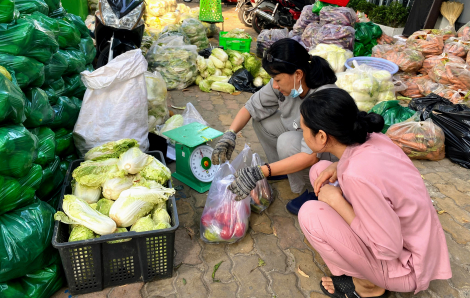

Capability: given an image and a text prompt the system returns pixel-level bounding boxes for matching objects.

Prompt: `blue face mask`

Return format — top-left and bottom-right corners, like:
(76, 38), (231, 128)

(289, 74), (303, 98)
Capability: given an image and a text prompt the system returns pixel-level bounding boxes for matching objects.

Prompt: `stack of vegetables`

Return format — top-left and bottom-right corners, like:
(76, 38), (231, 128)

(0, 0), (95, 296)
(309, 44), (353, 73)
(256, 28), (289, 58)
(54, 139), (175, 241)
(370, 22), (470, 105)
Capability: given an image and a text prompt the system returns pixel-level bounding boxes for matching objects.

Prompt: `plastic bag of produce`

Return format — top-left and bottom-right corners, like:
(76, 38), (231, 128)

(354, 22), (382, 44)
(28, 11), (60, 39)
(62, 74), (86, 98)
(394, 73), (423, 98)
(320, 6), (356, 27)
(458, 21), (470, 41)
(386, 118), (445, 161)
(301, 22), (322, 49)
(145, 71), (168, 128)
(23, 88), (55, 128)
(147, 0), (168, 17)
(79, 36), (96, 65)
(0, 54), (44, 89)
(159, 12), (180, 28)
(312, 24), (355, 51)
(372, 45), (424, 73)
(420, 52), (465, 75)
(312, 0), (338, 14)
(36, 156), (64, 199)
(48, 96), (80, 129)
(60, 49), (86, 75)
(256, 28), (289, 58)
(64, 13), (89, 38)
(292, 5), (319, 36)
(44, 0), (60, 11)
(0, 124), (38, 178)
(75, 50), (149, 157)
(18, 18), (59, 64)
(0, 0), (16, 23)
(15, 0), (48, 15)
(202, 22), (218, 38)
(17, 163), (43, 192)
(249, 153), (273, 213)
(429, 62), (470, 90)
(54, 128), (73, 156)
(57, 19), (81, 49)
(30, 127), (55, 166)
(376, 33), (394, 45)
(309, 44), (353, 73)
(48, 6), (67, 18)
(0, 200), (55, 282)
(406, 31), (444, 57)
(422, 26), (456, 42)
(0, 171), (39, 216)
(369, 100), (415, 133)
(180, 18), (209, 51)
(146, 37), (198, 90)
(44, 51), (69, 82)
(443, 37), (470, 58)
(200, 146), (252, 243)
(0, 72), (27, 124)
(42, 78), (63, 105)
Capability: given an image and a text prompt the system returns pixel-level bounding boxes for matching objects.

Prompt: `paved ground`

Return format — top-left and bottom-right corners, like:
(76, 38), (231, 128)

(52, 4), (470, 298)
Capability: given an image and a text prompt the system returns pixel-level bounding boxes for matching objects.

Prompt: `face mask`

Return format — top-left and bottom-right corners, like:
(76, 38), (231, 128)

(289, 73), (303, 98)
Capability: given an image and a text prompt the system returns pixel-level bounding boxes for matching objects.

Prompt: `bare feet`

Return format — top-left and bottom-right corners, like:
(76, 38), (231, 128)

(321, 276), (386, 297)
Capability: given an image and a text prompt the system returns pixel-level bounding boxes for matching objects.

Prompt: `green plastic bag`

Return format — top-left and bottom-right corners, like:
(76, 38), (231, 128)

(36, 155), (64, 199)
(354, 42), (366, 57)
(57, 18), (81, 49)
(54, 128), (73, 156)
(369, 100), (415, 133)
(45, 187), (61, 209)
(17, 163), (43, 191)
(15, 0), (49, 16)
(312, 1), (338, 14)
(0, 257), (64, 298)
(0, 177), (36, 216)
(64, 13), (89, 38)
(49, 96), (80, 129)
(354, 22), (374, 44)
(44, 50), (69, 82)
(0, 199), (55, 282)
(43, 0), (60, 12)
(63, 74), (86, 98)
(0, 20), (35, 57)
(23, 88), (55, 128)
(28, 12), (60, 39)
(0, 72), (27, 125)
(60, 48), (86, 75)
(0, 54), (46, 88)
(0, 0), (16, 24)
(0, 124), (38, 178)
(42, 77), (64, 105)
(85, 64), (94, 72)
(79, 36), (96, 65)
(30, 127), (56, 166)
(48, 6), (67, 18)
(20, 18), (59, 64)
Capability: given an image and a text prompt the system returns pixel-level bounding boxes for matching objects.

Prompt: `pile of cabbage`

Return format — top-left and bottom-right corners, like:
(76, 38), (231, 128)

(145, 71), (169, 133)
(336, 64), (397, 112)
(308, 44), (353, 73)
(54, 139), (175, 242)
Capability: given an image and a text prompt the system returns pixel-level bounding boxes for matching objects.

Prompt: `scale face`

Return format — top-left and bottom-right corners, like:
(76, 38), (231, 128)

(190, 145), (219, 182)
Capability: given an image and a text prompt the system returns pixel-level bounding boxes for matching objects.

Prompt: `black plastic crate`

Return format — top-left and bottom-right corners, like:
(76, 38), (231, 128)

(52, 151), (179, 295)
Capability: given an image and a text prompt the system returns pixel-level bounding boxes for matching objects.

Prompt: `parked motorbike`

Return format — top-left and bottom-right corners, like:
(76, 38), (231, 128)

(95, 0), (145, 68)
(247, 0), (315, 33)
(236, 0), (258, 27)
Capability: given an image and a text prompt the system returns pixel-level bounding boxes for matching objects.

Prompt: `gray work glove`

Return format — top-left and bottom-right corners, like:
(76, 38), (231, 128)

(211, 130), (236, 165)
(228, 166), (265, 201)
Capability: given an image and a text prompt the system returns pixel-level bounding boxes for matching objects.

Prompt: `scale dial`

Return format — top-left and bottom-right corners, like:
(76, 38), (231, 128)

(190, 145), (219, 182)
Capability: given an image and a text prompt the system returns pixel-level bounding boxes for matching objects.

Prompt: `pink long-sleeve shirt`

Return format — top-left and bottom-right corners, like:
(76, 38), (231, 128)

(337, 133), (452, 293)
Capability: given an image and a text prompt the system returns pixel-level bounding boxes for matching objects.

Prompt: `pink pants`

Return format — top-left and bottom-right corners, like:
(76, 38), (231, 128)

(298, 161), (417, 293)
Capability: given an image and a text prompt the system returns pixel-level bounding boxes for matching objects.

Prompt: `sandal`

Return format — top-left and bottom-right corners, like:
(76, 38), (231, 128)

(319, 275), (389, 298)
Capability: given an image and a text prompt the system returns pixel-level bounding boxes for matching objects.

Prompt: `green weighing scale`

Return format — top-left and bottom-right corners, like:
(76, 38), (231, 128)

(163, 122), (223, 193)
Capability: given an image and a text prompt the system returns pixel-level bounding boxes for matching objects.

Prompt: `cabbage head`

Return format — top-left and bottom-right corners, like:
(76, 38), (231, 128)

(195, 75), (203, 85)
(214, 69), (222, 76)
(68, 225), (95, 242)
(118, 147), (149, 174)
(89, 203), (97, 210)
(199, 80), (212, 92)
(96, 198), (114, 216)
(102, 175), (134, 201)
(211, 82), (235, 94)
(152, 207), (171, 224)
(72, 182), (101, 203)
(155, 201), (167, 210)
(256, 67), (270, 80)
(244, 56), (261, 77)
(72, 158), (126, 188)
(160, 114), (184, 135)
(211, 48), (228, 62)
(209, 55), (225, 69)
(109, 185), (175, 227)
(140, 156), (172, 185)
(155, 222), (171, 230)
(201, 70), (210, 78)
(196, 55), (207, 73)
(372, 70), (392, 83)
(253, 77), (263, 87)
(222, 68), (232, 76)
(377, 90), (395, 102)
(206, 75), (230, 83)
(227, 49), (244, 66)
(84, 139), (139, 161)
(106, 228), (131, 244)
(206, 58), (216, 75)
(378, 80), (395, 92)
(262, 78), (270, 85)
(356, 101), (376, 112)
(225, 60), (232, 69)
(232, 65), (243, 72)
(352, 78), (379, 97)
(55, 195), (117, 235)
(130, 215), (157, 232)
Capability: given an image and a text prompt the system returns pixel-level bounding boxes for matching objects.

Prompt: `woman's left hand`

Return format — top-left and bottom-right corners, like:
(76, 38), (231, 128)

(317, 184), (345, 208)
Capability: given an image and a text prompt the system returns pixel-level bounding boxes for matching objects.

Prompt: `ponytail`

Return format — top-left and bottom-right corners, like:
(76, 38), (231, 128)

(262, 39), (337, 89)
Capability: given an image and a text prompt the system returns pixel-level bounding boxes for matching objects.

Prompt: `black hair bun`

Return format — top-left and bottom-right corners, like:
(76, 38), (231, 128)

(355, 111), (384, 135)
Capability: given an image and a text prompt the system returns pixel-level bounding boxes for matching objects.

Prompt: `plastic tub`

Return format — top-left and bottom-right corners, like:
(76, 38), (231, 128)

(345, 57), (399, 74)
(219, 31), (252, 53)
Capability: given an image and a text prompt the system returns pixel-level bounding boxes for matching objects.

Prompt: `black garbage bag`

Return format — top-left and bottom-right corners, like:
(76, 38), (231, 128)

(198, 47), (214, 58)
(430, 104), (470, 168)
(228, 69), (261, 93)
(409, 93), (453, 120)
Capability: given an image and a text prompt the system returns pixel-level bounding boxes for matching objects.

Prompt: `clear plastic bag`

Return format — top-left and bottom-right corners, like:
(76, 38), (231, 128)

(319, 6), (356, 27)
(182, 102), (208, 126)
(443, 37), (470, 58)
(180, 18), (209, 51)
(311, 24), (355, 51)
(457, 21), (470, 41)
(420, 52), (465, 75)
(145, 71), (168, 130)
(159, 12), (180, 28)
(308, 44), (353, 73)
(429, 62), (470, 90)
(406, 31), (444, 58)
(256, 28), (289, 57)
(292, 5), (319, 36)
(386, 118), (445, 161)
(147, 0), (169, 17)
(372, 45), (424, 73)
(200, 145), (252, 243)
(422, 26), (456, 42)
(98, 0), (145, 30)
(249, 153), (273, 214)
(301, 22), (322, 50)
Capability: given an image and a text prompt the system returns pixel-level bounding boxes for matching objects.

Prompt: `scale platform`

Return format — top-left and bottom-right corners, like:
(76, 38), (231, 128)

(163, 122), (223, 193)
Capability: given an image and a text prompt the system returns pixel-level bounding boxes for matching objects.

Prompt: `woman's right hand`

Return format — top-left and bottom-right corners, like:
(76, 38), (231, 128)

(211, 130), (237, 165)
(314, 162), (338, 196)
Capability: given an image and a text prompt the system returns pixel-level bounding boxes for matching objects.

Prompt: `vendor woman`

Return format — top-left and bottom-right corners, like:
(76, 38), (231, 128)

(233, 88), (452, 297)
(211, 39), (338, 214)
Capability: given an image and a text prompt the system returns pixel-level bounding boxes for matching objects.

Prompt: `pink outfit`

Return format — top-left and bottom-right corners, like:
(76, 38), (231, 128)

(298, 133), (452, 294)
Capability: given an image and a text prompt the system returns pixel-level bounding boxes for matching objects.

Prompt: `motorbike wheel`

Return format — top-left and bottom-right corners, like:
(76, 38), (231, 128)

(238, 3), (253, 27)
(252, 7), (276, 34)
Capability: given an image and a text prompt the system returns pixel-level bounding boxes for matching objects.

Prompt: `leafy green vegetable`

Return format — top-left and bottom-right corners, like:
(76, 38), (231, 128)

(211, 48), (228, 63)
(118, 147), (149, 174)
(196, 56), (207, 73)
(152, 208), (171, 224)
(199, 80), (212, 92)
(23, 88), (55, 128)
(209, 55), (225, 69)
(195, 75), (204, 85)
(54, 128), (73, 156)
(102, 175), (134, 201)
(130, 215), (157, 232)
(0, 72), (26, 125)
(17, 163), (43, 191)
(72, 182), (101, 204)
(226, 49), (244, 66)
(72, 158), (126, 188)
(224, 28), (251, 39)
(68, 225), (95, 242)
(244, 56), (261, 77)
(48, 96), (80, 130)
(210, 82), (235, 94)
(96, 198), (114, 216)
(84, 139), (139, 161)
(140, 156), (172, 185)
(106, 228), (131, 244)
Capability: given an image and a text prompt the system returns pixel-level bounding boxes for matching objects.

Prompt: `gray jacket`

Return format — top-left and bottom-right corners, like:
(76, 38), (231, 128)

(245, 80), (338, 154)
